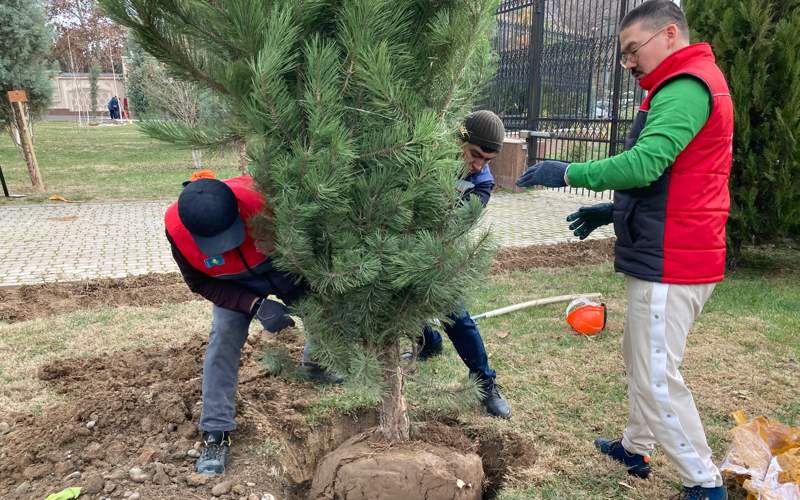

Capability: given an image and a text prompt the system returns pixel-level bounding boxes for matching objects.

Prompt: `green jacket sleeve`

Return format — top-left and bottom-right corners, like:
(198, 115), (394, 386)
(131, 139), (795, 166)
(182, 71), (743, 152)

(566, 76), (711, 191)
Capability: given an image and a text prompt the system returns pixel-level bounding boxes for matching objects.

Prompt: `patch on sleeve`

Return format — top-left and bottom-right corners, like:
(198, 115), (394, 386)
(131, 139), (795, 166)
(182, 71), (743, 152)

(204, 255), (225, 268)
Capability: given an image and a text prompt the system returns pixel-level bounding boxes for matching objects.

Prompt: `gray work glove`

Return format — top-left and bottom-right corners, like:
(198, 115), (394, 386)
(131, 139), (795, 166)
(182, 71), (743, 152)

(254, 298), (295, 333)
(566, 202), (614, 240)
(516, 160), (569, 188)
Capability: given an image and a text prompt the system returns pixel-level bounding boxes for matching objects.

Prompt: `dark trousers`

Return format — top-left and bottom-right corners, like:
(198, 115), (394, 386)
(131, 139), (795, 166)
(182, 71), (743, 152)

(421, 306), (496, 381)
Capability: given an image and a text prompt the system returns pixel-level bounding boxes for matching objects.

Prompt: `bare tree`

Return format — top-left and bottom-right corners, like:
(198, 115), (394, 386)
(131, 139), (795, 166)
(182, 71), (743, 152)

(139, 61), (205, 167)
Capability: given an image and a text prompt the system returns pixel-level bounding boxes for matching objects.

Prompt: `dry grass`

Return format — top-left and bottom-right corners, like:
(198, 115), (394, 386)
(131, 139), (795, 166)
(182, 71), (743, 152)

(410, 255), (799, 499)
(0, 247), (797, 499)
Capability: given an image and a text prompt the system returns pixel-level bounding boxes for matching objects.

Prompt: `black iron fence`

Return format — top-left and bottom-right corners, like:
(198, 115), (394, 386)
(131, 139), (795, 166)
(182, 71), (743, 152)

(483, 0), (648, 198)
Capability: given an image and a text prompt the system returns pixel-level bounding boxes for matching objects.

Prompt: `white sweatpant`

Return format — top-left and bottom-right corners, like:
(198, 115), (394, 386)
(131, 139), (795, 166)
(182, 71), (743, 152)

(620, 276), (722, 488)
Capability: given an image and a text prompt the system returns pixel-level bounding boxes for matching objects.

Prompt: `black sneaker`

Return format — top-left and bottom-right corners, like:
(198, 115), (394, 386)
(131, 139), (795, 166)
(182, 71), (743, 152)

(400, 341), (443, 361)
(594, 438), (651, 479)
(297, 362), (344, 385)
(196, 431), (231, 476)
(672, 486), (727, 500)
(480, 379), (512, 419)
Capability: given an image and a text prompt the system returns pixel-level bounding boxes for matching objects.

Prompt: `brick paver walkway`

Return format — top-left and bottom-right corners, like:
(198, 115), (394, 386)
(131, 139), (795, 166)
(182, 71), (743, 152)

(1, 190), (613, 287)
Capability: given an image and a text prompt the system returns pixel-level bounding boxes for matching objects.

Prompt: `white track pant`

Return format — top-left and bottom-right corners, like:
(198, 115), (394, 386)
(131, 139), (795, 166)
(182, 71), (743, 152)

(620, 276), (722, 488)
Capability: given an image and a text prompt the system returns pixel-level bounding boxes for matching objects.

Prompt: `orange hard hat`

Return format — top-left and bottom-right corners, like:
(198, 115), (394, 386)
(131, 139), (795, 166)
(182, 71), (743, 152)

(189, 169), (217, 182)
(565, 297), (607, 336)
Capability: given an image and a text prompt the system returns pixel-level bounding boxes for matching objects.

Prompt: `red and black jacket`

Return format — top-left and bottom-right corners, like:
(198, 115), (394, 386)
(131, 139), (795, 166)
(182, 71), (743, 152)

(613, 43), (733, 284)
(165, 176), (300, 313)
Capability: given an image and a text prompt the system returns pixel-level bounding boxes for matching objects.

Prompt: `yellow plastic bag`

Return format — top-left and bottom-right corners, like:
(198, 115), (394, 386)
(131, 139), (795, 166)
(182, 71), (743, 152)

(720, 411), (800, 500)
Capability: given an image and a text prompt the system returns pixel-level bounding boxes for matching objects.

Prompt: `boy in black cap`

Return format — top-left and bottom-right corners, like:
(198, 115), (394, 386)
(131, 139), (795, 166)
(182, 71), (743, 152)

(409, 109), (513, 419)
(165, 174), (337, 476)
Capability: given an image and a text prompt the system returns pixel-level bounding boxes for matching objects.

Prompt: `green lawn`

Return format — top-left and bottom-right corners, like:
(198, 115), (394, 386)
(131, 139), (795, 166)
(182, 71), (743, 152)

(0, 121), (243, 204)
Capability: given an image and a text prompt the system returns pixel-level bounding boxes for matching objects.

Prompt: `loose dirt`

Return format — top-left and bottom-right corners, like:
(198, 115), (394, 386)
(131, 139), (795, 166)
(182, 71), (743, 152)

(1, 240), (590, 498)
(491, 238), (615, 274)
(0, 273), (195, 323)
(0, 330), (534, 499)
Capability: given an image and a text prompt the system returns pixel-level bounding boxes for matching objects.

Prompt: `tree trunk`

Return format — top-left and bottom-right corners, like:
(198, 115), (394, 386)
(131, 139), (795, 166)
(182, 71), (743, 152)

(12, 102), (44, 192)
(379, 342), (410, 442)
(238, 141), (248, 173)
(191, 148), (203, 168)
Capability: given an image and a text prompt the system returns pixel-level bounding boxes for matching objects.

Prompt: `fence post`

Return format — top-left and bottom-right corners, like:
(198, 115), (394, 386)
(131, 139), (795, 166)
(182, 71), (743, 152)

(526, 0), (546, 163)
(608, 0), (628, 157)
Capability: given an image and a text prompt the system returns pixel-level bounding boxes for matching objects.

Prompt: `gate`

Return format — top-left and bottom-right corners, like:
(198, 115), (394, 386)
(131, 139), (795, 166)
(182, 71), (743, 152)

(484, 0), (648, 198)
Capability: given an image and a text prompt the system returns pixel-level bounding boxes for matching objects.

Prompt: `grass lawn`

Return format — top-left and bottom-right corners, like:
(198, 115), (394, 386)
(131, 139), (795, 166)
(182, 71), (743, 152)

(0, 246), (797, 498)
(0, 121), (243, 204)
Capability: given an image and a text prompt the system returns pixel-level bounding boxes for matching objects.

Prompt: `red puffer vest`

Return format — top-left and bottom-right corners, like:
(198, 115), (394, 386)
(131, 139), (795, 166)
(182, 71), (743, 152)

(613, 43), (733, 284)
(165, 176), (272, 277)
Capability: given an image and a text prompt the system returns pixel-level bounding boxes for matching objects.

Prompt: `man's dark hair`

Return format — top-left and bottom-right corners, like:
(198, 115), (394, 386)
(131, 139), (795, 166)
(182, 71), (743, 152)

(620, 0), (689, 38)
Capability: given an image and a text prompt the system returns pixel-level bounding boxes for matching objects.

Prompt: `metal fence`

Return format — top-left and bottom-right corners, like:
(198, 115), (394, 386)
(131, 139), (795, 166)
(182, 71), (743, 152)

(483, 0), (648, 199)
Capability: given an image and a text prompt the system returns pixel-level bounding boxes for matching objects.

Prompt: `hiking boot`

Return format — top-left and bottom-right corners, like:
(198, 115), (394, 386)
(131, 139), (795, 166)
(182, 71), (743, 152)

(401, 341), (443, 361)
(594, 438), (651, 479)
(671, 486), (727, 500)
(196, 431), (231, 476)
(480, 379), (512, 419)
(297, 362), (344, 385)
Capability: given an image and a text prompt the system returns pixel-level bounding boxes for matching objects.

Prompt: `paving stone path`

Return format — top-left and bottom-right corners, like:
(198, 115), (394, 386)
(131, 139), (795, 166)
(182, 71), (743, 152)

(0, 190), (613, 287)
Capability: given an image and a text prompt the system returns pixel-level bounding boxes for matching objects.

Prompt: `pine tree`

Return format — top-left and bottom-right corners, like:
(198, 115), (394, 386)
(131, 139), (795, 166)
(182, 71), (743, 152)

(0, 0), (52, 130)
(99, 0), (499, 441)
(685, 0), (800, 262)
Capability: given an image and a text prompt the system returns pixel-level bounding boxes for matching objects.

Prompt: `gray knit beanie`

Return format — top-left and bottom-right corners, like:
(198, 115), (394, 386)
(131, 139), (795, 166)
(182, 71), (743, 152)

(461, 110), (505, 152)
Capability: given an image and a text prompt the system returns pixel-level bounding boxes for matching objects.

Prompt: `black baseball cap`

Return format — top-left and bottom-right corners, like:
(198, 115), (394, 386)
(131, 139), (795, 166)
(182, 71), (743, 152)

(178, 178), (245, 256)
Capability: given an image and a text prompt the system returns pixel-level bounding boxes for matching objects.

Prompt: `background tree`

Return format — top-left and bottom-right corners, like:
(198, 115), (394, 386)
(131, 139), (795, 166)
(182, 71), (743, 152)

(46, 0), (126, 73)
(101, 0), (499, 441)
(125, 37), (245, 169)
(123, 38), (150, 117)
(686, 0), (800, 263)
(0, 0), (52, 191)
(89, 64), (100, 115)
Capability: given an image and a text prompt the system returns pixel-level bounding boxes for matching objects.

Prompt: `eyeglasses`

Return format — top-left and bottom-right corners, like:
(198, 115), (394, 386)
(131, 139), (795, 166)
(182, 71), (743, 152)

(619, 26), (667, 67)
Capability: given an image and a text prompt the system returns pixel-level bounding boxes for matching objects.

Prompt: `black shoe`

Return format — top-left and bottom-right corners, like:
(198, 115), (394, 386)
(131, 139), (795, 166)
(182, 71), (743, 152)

(196, 431), (231, 476)
(400, 342), (443, 361)
(594, 438), (651, 479)
(672, 486), (727, 500)
(297, 362), (344, 385)
(480, 380), (512, 419)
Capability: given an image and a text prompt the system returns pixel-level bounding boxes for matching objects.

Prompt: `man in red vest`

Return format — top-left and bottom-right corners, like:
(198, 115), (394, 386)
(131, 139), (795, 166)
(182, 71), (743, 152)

(516, 1), (732, 499)
(165, 173), (338, 476)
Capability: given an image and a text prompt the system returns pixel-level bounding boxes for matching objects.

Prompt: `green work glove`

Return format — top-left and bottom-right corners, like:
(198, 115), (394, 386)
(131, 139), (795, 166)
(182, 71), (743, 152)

(566, 203), (614, 240)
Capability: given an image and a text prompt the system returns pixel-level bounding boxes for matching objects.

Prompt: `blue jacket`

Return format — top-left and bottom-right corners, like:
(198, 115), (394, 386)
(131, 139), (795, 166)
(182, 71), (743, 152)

(462, 165), (495, 207)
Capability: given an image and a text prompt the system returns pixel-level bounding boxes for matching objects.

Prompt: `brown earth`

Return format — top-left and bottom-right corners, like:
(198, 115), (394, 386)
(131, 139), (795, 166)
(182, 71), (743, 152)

(0, 273), (195, 323)
(310, 429), (484, 500)
(491, 238), (615, 274)
(0, 329), (534, 500)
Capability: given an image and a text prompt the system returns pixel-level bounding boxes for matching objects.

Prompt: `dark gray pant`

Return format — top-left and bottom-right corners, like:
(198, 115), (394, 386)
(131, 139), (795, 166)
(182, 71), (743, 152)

(200, 305), (311, 432)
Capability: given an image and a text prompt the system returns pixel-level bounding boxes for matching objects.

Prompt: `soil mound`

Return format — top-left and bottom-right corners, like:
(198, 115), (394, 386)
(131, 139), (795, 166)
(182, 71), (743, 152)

(0, 273), (194, 323)
(491, 238), (614, 273)
(310, 429), (484, 500)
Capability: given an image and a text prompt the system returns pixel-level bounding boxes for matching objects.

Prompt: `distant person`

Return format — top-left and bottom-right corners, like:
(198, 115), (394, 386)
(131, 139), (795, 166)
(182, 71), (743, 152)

(107, 96), (120, 120)
(122, 97), (130, 119)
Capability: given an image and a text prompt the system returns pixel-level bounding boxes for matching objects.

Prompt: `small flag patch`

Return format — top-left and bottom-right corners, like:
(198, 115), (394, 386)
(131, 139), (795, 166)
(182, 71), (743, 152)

(204, 255), (225, 268)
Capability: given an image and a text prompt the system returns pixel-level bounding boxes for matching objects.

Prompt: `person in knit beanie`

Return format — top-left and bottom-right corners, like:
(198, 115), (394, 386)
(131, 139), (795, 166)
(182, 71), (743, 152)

(456, 110), (505, 205)
(407, 109), (513, 419)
